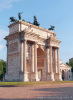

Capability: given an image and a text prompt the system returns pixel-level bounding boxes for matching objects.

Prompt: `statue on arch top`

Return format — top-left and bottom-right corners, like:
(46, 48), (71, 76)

(18, 12), (23, 20)
(48, 25), (55, 31)
(10, 17), (17, 22)
(33, 16), (40, 26)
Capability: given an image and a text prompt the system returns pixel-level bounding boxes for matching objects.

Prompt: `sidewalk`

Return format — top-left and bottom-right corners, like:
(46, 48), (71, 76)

(0, 83), (73, 100)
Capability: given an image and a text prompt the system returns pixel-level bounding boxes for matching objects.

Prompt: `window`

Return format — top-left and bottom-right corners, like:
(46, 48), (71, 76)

(69, 75), (70, 78)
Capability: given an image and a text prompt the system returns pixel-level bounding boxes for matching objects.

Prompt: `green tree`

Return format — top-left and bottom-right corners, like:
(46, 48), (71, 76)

(0, 59), (6, 80)
(66, 58), (73, 72)
(0, 62), (3, 80)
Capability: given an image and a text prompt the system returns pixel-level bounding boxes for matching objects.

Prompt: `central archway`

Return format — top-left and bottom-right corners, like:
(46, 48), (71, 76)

(37, 47), (46, 81)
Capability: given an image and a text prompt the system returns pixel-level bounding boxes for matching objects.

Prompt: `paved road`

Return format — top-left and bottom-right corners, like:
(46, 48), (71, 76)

(0, 83), (73, 100)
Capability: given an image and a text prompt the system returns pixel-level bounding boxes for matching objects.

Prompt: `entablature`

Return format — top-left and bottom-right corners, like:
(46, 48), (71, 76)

(46, 36), (61, 48)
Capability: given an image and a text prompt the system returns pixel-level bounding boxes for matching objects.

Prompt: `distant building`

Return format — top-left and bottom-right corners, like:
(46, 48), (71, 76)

(4, 20), (72, 82)
(60, 60), (72, 81)
(60, 60), (73, 81)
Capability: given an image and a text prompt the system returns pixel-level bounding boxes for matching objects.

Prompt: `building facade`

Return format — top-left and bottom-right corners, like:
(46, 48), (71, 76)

(60, 60), (72, 81)
(5, 20), (65, 81)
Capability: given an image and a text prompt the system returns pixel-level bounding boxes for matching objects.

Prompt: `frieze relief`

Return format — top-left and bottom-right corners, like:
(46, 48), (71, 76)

(9, 42), (18, 53)
(25, 34), (45, 45)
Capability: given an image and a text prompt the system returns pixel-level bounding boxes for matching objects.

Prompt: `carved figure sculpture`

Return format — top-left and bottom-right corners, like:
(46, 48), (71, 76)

(18, 12), (23, 20)
(10, 17), (17, 22)
(48, 25), (55, 31)
(33, 16), (40, 26)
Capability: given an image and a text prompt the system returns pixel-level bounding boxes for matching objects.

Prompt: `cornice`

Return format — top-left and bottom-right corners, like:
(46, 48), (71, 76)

(49, 36), (61, 43)
(25, 30), (46, 40)
(8, 20), (56, 36)
(4, 32), (19, 40)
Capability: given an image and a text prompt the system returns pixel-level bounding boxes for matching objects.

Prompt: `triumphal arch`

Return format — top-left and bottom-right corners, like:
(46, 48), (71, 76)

(5, 20), (62, 81)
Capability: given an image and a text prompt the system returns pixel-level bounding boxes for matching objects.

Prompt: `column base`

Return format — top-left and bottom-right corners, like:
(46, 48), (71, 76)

(23, 72), (29, 82)
(35, 72), (40, 81)
(54, 73), (62, 81)
(47, 72), (55, 81)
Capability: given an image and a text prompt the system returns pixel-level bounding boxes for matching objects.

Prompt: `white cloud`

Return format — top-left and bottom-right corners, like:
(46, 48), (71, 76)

(0, 45), (4, 51)
(0, 29), (8, 41)
(0, 0), (22, 11)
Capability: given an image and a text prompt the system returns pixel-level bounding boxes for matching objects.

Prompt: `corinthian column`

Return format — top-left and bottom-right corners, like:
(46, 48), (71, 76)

(54, 49), (57, 73)
(34, 42), (39, 81)
(48, 46), (55, 81)
(20, 40), (24, 72)
(57, 48), (60, 73)
(31, 44), (34, 72)
(54, 48), (62, 81)
(47, 48), (50, 73)
(49, 46), (52, 73)
(23, 40), (27, 73)
(6, 43), (8, 74)
(34, 43), (37, 73)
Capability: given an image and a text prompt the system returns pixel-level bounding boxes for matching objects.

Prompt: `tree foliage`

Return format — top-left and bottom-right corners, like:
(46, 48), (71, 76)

(0, 59), (6, 80)
(66, 58), (73, 72)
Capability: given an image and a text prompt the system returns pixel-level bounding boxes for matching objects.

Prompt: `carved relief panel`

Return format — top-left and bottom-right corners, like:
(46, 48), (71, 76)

(9, 42), (18, 53)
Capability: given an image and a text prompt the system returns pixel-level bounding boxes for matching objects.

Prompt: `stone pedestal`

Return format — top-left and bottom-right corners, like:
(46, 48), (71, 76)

(47, 72), (55, 81)
(30, 72), (35, 81)
(35, 72), (40, 81)
(19, 71), (29, 82)
(23, 72), (29, 81)
(54, 73), (62, 81)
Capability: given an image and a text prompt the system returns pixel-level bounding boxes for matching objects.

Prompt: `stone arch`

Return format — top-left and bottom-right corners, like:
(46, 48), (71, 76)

(37, 47), (46, 81)
(37, 47), (45, 67)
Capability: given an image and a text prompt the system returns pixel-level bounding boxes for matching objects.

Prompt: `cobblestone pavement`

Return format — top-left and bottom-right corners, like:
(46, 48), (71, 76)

(0, 83), (73, 100)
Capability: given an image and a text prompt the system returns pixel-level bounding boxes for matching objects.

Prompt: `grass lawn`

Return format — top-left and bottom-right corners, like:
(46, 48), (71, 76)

(0, 81), (73, 86)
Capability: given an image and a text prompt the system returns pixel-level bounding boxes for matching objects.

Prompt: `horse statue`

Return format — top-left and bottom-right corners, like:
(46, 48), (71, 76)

(10, 17), (17, 22)
(33, 16), (40, 26)
(48, 25), (55, 31)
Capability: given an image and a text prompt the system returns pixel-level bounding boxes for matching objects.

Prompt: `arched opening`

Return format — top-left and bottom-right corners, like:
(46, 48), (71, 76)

(37, 47), (45, 81)
(37, 47), (45, 67)
(62, 70), (65, 80)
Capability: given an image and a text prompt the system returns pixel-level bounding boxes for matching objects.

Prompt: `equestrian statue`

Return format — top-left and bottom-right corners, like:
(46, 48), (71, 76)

(10, 17), (17, 22)
(48, 25), (55, 31)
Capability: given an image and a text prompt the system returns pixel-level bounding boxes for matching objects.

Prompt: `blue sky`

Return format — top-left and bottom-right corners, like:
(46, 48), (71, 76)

(0, 0), (73, 63)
